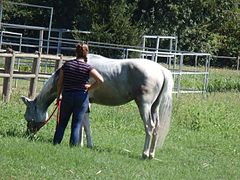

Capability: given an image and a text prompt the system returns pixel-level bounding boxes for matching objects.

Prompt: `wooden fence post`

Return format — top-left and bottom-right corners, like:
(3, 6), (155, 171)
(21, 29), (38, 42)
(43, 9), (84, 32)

(28, 52), (41, 98)
(2, 51), (15, 102)
(54, 54), (63, 71)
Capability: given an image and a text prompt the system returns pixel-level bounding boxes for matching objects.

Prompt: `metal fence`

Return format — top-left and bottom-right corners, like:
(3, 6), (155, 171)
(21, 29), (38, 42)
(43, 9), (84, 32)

(0, 23), (238, 97)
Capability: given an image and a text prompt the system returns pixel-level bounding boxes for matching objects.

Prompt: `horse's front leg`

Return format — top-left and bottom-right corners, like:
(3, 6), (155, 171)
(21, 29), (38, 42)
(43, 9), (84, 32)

(79, 120), (84, 147)
(83, 112), (93, 148)
(79, 113), (93, 148)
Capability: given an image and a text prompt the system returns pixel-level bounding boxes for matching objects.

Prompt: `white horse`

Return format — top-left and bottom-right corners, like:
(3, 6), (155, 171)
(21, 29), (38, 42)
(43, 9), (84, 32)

(21, 54), (174, 159)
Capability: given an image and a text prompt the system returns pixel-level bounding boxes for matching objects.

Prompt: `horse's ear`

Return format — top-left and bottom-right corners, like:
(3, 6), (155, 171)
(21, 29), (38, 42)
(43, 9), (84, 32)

(21, 96), (31, 106)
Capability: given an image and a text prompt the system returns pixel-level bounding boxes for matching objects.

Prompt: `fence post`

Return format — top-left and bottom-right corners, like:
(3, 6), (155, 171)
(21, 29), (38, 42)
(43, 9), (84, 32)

(39, 30), (44, 54)
(2, 51), (15, 102)
(54, 54), (63, 71)
(28, 52), (41, 98)
(237, 56), (239, 71)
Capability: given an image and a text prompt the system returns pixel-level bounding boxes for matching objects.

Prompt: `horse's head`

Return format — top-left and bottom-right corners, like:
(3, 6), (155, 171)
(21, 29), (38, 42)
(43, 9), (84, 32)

(21, 96), (48, 135)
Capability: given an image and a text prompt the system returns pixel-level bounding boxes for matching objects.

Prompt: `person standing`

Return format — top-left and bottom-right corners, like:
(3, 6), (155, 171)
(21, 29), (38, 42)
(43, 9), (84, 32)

(53, 43), (104, 146)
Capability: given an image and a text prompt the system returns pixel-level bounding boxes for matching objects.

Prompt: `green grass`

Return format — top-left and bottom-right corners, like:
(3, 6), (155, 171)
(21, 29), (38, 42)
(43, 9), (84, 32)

(208, 68), (240, 92)
(1, 93), (240, 179)
(0, 68), (240, 179)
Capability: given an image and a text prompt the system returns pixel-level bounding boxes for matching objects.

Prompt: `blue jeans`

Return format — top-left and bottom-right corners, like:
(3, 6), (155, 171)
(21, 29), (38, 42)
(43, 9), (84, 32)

(53, 90), (89, 146)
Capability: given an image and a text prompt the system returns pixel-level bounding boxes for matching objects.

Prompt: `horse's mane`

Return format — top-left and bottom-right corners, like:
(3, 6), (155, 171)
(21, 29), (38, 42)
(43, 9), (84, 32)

(88, 54), (103, 59)
(88, 54), (126, 62)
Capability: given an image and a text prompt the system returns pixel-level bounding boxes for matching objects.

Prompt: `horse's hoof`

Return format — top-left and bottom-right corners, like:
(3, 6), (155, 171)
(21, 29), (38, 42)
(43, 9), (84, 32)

(87, 144), (93, 149)
(149, 154), (155, 159)
(142, 153), (149, 159)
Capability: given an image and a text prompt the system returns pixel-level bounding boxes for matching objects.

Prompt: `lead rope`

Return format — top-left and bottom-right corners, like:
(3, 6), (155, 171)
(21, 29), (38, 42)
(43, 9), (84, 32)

(36, 100), (61, 131)
(56, 99), (61, 128)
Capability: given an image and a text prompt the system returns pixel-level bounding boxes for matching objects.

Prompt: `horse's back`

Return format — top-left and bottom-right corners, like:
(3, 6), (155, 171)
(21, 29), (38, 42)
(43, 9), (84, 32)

(88, 54), (168, 76)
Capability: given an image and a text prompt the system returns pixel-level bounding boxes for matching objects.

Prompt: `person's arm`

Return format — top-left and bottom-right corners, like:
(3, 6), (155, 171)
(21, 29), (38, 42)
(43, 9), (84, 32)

(57, 69), (64, 102)
(86, 69), (104, 91)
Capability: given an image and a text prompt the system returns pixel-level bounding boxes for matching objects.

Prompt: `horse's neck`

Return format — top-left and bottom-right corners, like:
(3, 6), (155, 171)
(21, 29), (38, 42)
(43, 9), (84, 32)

(35, 71), (59, 111)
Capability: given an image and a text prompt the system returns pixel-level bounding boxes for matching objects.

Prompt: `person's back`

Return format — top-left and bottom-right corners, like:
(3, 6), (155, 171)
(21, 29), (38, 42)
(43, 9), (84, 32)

(62, 59), (92, 92)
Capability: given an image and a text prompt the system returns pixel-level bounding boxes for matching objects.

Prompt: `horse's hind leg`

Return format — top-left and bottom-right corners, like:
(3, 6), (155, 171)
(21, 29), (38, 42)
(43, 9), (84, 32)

(149, 110), (160, 159)
(146, 94), (161, 159)
(149, 83), (173, 158)
(137, 102), (154, 159)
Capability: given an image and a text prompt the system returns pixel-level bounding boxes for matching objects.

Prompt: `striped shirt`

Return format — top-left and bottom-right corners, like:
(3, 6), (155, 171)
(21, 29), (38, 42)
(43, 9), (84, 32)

(62, 59), (93, 91)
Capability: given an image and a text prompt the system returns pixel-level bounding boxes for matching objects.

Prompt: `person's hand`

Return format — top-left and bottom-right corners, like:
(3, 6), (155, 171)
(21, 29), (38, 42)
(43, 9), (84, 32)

(85, 83), (91, 91)
(56, 97), (62, 105)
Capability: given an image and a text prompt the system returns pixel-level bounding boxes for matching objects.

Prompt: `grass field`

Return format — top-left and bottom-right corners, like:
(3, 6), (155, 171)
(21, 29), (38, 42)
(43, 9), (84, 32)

(0, 68), (240, 179)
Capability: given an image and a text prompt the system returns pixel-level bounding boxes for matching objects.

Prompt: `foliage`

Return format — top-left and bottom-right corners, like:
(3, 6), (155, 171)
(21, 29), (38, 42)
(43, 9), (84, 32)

(1, 0), (239, 63)
(73, 0), (144, 58)
(172, 65), (240, 93)
(208, 68), (240, 92)
(134, 0), (239, 57)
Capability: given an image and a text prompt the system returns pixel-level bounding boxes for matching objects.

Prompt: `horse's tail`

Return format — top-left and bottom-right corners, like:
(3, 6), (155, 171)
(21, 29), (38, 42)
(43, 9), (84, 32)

(157, 67), (174, 148)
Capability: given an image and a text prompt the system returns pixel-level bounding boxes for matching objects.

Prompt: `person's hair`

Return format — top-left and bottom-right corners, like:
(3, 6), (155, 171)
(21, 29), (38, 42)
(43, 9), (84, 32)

(76, 43), (89, 62)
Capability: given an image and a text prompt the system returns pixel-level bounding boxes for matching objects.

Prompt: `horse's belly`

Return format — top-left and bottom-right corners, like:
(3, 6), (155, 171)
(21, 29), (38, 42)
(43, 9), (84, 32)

(89, 91), (133, 106)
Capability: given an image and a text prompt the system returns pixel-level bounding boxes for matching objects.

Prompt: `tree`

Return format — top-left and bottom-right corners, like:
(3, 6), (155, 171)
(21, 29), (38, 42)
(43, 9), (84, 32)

(134, 0), (239, 59)
(73, 0), (144, 57)
(1, 0), (239, 63)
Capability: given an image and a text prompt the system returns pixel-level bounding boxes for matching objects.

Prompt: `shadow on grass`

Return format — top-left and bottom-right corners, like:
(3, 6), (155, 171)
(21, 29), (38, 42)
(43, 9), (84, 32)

(0, 129), (143, 160)
(0, 128), (53, 143)
(92, 145), (141, 160)
(0, 129), (26, 138)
